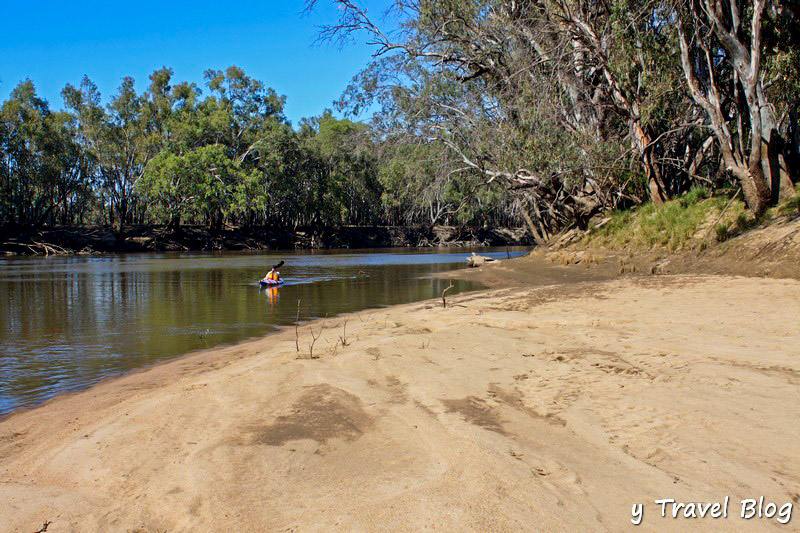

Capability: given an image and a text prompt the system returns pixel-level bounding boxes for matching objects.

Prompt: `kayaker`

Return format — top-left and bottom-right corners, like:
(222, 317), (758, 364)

(264, 267), (280, 282)
(264, 261), (284, 283)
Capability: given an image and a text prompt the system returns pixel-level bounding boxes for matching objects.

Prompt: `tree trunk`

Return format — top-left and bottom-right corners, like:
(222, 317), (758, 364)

(757, 84), (796, 201)
(168, 212), (181, 231)
(532, 199), (551, 240)
(520, 208), (546, 246)
(634, 122), (667, 206)
(777, 152), (796, 201)
(723, 151), (771, 216)
(676, 5), (772, 216)
(760, 130), (796, 202)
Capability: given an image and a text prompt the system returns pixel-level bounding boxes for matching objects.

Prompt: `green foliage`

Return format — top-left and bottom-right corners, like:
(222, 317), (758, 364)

(139, 145), (237, 226)
(762, 8), (800, 121)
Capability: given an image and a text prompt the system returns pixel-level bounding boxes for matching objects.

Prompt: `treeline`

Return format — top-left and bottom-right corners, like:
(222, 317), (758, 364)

(310, 0), (799, 241)
(5, 0), (799, 239)
(0, 66), (519, 230)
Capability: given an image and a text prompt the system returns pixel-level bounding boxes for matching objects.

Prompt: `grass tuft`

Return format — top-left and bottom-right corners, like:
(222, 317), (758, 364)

(769, 184), (800, 218)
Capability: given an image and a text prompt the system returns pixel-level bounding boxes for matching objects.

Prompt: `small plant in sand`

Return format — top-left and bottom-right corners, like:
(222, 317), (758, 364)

(306, 315), (327, 360)
(295, 299), (301, 354)
(339, 317), (350, 347)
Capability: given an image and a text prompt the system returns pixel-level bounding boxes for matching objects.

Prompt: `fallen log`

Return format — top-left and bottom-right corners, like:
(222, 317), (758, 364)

(467, 252), (498, 268)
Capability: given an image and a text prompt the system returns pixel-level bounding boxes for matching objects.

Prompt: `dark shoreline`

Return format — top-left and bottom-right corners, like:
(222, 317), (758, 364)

(1, 224), (533, 256)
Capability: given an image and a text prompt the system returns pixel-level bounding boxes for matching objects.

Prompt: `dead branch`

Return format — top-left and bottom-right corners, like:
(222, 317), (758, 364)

(4, 241), (70, 256)
(35, 240), (70, 255)
(33, 521), (52, 533)
(442, 282), (455, 308)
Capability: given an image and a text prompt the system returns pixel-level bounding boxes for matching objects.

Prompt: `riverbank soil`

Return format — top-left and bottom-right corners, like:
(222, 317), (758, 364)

(1, 263), (798, 529)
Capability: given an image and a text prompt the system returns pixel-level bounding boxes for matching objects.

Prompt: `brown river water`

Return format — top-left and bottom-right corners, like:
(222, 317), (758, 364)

(0, 247), (529, 415)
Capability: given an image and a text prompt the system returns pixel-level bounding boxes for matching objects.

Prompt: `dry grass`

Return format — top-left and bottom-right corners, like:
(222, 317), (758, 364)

(548, 250), (605, 266)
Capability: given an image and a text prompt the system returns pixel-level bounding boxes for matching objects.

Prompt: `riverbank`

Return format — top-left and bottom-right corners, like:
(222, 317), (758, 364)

(1, 253), (798, 530)
(451, 210), (800, 289)
(0, 224), (532, 256)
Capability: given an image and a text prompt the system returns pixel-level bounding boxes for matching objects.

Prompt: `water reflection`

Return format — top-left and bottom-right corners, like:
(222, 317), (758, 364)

(0, 247), (528, 415)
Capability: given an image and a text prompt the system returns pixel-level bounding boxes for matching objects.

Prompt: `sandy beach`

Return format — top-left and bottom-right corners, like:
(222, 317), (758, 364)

(1, 262), (799, 531)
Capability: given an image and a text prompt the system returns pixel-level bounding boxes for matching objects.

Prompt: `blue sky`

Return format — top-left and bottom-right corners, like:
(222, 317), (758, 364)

(0, 1), (386, 125)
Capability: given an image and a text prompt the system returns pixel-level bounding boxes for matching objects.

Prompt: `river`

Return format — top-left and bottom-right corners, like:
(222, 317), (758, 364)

(0, 247), (528, 415)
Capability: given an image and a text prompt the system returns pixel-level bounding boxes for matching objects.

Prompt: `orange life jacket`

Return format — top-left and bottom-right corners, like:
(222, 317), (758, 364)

(267, 270), (279, 281)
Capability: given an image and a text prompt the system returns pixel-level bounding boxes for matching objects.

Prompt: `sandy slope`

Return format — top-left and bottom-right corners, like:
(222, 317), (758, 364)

(1, 274), (799, 532)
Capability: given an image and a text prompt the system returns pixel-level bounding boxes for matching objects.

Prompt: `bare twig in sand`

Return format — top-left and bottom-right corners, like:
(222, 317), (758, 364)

(421, 338), (431, 349)
(331, 339), (341, 357)
(295, 299), (301, 354)
(34, 521), (52, 533)
(307, 314), (327, 359)
(339, 318), (350, 346)
(442, 282), (455, 308)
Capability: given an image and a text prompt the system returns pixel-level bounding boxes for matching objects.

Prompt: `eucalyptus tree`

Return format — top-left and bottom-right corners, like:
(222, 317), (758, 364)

(307, 0), (696, 235)
(96, 77), (152, 227)
(675, 0), (797, 215)
(61, 76), (105, 222)
(312, 0), (797, 226)
(0, 80), (90, 226)
(1, 81), (51, 225)
(138, 144), (241, 228)
(138, 66), (296, 228)
(47, 109), (95, 224)
(298, 111), (382, 225)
